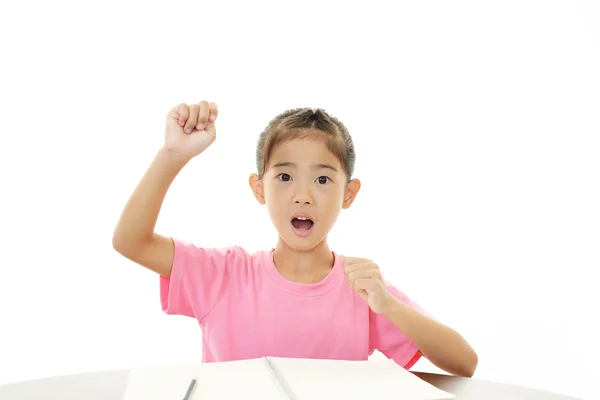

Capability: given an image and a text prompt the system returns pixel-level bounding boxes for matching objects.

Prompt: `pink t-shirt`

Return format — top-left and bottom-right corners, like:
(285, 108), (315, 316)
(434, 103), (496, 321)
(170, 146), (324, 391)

(160, 239), (429, 370)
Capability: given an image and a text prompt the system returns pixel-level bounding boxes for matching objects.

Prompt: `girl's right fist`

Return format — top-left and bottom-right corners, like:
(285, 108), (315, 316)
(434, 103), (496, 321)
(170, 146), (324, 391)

(163, 100), (219, 160)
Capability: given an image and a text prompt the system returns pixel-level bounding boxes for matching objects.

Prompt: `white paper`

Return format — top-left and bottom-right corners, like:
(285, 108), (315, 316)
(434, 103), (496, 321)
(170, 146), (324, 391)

(270, 357), (456, 400)
(122, 359), (284, 400)
(191, 358), (285, 400)
(122, 357), (455, 400)
(122, 363), (201, 400)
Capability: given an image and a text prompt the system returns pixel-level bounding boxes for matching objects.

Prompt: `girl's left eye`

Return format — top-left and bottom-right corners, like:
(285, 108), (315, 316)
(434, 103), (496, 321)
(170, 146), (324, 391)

(316, 176), (330, 184)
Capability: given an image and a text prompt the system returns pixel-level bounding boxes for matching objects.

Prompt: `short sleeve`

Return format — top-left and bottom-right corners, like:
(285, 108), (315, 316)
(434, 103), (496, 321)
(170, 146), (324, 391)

(159, 238), (248, 321)
(369, 282), (433, 370)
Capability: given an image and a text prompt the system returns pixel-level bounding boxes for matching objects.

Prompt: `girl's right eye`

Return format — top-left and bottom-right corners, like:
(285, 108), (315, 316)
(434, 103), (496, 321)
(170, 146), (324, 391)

(277, 173), (292, 182)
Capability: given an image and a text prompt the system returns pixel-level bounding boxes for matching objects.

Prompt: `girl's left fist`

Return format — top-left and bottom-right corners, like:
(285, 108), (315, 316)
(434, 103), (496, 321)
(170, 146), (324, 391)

(342, 257), (393, 314)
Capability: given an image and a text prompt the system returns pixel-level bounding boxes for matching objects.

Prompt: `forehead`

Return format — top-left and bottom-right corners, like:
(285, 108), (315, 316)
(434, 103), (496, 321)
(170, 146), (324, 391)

(269, 138), (340, 166)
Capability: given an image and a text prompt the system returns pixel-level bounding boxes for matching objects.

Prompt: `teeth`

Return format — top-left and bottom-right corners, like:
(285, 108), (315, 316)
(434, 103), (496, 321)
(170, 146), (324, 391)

(296, 217), (309, 220)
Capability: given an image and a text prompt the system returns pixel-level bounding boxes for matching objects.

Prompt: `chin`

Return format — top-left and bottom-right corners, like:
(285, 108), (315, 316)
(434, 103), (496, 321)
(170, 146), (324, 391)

(278, 231), (327, 252)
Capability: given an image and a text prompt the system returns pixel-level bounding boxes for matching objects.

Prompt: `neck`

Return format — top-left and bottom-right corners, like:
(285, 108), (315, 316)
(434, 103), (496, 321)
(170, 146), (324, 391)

(272, 237), (334, 282)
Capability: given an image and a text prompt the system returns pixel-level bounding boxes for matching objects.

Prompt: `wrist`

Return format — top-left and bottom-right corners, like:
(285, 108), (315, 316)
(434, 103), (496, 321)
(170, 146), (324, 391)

(381, 295), (406, 319)
(157, 146), (192, 168)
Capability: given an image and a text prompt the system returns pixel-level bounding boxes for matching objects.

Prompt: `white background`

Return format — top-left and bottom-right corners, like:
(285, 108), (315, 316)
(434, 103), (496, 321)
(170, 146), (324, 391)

(1, 1), (599, 399)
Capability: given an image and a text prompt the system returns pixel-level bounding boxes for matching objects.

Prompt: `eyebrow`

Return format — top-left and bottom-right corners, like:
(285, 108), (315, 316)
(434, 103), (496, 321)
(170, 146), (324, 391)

(271, 162), (339, 172)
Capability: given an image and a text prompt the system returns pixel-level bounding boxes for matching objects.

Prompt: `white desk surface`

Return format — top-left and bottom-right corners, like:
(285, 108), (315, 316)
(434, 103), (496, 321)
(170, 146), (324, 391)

(0, 369), (582, 400)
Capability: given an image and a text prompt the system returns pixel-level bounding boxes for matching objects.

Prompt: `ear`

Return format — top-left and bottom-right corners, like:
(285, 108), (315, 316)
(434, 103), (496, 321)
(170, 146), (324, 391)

(342, 178), (361, 209)
(249, 173), (266, 205)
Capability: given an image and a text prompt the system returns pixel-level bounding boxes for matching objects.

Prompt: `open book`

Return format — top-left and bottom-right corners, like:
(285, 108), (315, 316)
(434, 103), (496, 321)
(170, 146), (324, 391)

(123, 356), (455, 400)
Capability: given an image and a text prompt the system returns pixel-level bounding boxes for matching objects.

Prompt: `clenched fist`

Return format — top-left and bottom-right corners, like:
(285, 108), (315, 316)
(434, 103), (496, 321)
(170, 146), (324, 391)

(343, 257), (393, 314)
(163, 100), (219, 160)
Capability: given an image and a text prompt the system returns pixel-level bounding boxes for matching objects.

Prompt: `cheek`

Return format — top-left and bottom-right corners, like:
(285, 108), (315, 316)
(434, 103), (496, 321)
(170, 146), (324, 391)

(265, 184), (287, 202)
(317, 188), (345, 210)
(264, 188), (287, 218)
(263, 181), (278, 197)
(265, 202), (286, 227)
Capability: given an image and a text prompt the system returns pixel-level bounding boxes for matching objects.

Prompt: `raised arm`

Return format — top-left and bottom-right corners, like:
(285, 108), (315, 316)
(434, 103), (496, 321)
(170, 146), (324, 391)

(112, 100), (219, 277)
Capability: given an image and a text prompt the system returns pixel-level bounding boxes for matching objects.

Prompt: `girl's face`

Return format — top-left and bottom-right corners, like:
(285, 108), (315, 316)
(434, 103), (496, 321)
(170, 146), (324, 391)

(250, 138), (360, 251)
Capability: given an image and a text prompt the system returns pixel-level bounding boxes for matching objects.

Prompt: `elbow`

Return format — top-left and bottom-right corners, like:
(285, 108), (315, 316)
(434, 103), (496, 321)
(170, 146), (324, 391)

(112, 231), (151, 260)
(112, 232), (126, 254)
(426, 347), (478, 378)
(112, 232), (136, 257)
(460, 349), (478, 378)
(453, 331), (478, 378)
(462, 364), (476, 379)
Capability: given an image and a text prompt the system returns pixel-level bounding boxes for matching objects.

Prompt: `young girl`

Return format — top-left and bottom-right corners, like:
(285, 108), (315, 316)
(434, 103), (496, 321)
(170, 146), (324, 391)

(112, 100), (478, 377)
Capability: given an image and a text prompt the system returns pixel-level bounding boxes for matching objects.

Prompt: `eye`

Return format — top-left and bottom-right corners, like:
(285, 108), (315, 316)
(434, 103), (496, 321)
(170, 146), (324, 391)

(316, 176), (330, 184)
(277, 173), (292, 182)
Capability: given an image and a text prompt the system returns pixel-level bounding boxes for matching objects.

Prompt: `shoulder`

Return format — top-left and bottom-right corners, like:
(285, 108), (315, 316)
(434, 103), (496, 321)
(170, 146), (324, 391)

(172, 238), (270, 273)
(172, 238), (250, 259)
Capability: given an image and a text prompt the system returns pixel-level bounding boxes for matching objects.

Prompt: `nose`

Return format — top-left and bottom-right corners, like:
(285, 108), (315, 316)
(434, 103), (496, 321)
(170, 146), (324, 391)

(293, 185), (312, 205)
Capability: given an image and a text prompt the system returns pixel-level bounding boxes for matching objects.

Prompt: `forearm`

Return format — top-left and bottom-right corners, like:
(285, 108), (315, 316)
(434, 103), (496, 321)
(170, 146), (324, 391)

(112, 147), (189, 253)
(382, 297), (478, 377)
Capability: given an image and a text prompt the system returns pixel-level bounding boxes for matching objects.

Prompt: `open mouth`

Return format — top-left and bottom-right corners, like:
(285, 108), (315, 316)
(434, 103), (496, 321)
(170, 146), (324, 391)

(291, 216), (314, 231)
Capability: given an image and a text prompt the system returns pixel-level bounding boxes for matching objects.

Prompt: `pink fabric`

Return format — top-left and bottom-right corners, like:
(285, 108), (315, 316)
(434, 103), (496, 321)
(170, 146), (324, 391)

(160, 239), (429, 369)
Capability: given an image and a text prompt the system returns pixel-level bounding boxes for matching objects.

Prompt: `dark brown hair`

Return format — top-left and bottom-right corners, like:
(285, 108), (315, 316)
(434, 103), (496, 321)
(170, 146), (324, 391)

(256, 107), (356, 182)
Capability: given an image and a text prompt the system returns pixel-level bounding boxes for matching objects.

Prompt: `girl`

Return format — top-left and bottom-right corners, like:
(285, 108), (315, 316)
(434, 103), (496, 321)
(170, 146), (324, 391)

(112, 100), (478, 377)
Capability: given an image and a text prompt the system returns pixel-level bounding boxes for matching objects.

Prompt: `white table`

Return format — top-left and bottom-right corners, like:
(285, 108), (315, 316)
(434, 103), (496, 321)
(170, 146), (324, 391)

(0, 369), (582, 399)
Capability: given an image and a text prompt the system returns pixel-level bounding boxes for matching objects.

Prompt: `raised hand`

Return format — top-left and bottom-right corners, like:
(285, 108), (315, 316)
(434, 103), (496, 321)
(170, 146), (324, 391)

(163, 100), (219, 160)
